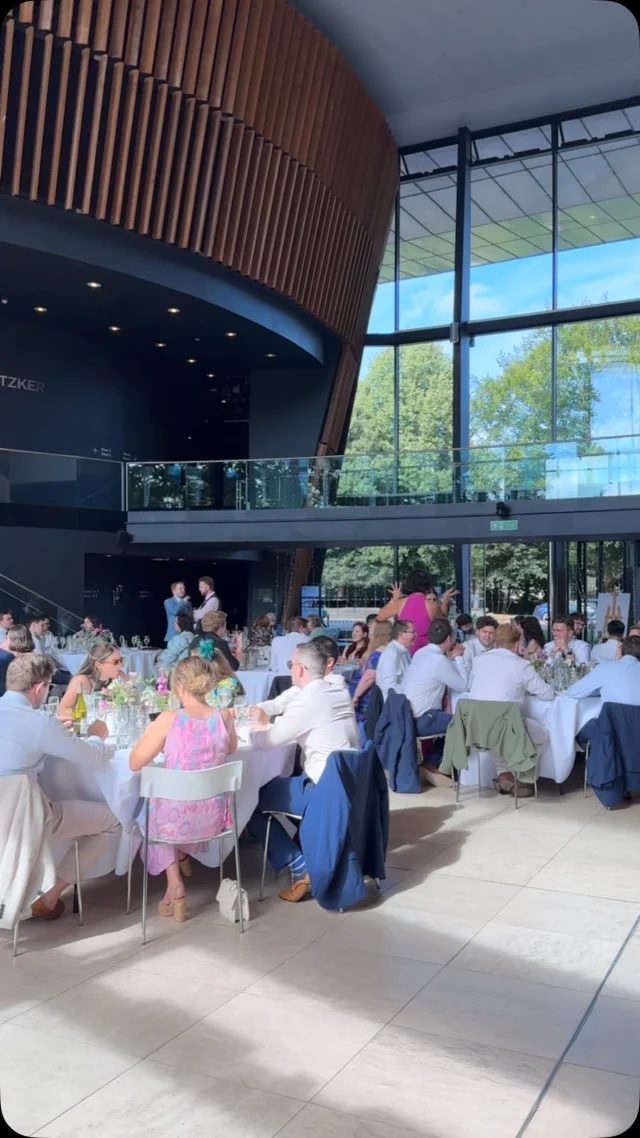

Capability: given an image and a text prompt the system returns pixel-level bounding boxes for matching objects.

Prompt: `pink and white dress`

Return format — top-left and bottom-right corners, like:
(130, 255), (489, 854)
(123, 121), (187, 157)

(140, 709), (230, 875)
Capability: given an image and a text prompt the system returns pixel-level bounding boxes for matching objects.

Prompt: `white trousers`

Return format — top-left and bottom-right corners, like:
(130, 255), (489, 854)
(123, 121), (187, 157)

(492, 719), (548, 775)
(49, 799), (121, 883)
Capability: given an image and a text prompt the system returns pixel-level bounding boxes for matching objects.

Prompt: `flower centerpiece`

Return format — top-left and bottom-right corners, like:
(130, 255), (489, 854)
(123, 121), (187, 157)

(100, 674), (140, 709)
(140, 671), (171, 713)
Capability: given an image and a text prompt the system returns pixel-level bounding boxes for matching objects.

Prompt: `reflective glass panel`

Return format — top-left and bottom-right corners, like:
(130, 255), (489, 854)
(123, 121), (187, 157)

(398, 172), (456, 329)
(556, 315), (640, 440)
(470, 328), (552, 445)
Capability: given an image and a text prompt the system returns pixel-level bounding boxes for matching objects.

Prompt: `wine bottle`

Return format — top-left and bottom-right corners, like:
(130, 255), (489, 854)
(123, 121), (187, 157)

(71, 690), (87, 734)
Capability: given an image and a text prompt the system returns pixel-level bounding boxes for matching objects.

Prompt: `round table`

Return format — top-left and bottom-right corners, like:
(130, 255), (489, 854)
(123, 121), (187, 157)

(57, 649), (158, 681)
(39, 733), (296, 878)
(451, 692), (601, 784)
(236, 669), (279, 704)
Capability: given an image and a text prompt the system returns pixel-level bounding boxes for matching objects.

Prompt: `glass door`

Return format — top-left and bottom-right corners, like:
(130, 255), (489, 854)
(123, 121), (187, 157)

(470, 542), (549, 620)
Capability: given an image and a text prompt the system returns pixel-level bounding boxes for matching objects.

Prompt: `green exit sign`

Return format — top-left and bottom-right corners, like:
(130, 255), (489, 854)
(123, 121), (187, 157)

(490, 519), (519, 532)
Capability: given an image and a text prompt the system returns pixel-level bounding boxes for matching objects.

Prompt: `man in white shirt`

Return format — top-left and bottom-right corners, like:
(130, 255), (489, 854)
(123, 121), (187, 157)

(376, 620), (415, 699)
(26, 614), (71, 683)
(567, 636), (640, 748)
(468, 622), (554, 795)
(0, 654), (120, 920)
(0, 609), (14, 650)
(192, 576), (220, 627)
(269, 616), (309, 675)
(40, 616), (57, 656)
(591, 620), (625, 665)
(544, 615), (590, 665)
(463, 615), (498, 668)
(254, 636), (343, 721)
(247, 639), (359, 903)
(400, 618), (468, 784)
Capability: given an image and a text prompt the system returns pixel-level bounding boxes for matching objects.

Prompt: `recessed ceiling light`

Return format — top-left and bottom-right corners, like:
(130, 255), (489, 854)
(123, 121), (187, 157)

(87, 281), (101, 289)
(225, 331), (236, 338)
(187, 358), (196, 364)
(194, 337), (200, 342)
(207, 373), (215, 378)
(155, 342), (166, 348)
(109, 325), (120, 332)
(187, 436), (192, 440)
(221, 399), (227, 404)
(266, 353), (276, 358)
(1, 299), (7, 305)
(34, 306), (47, 313)
(168, 307), (180, 314)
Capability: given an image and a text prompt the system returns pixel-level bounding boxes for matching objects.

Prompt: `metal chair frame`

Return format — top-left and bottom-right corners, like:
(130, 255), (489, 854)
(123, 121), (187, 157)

(13, 839), (83, 958)
(126, 761), (245, 943)
(259, 811), (304, 902)
(453, 752), (538, 808)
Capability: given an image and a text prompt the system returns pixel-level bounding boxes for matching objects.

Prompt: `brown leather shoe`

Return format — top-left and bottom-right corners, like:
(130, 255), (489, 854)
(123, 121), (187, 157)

(496, 773), (515, 794)
(31, 898), (65, 921)
(279, 874), (311, 903)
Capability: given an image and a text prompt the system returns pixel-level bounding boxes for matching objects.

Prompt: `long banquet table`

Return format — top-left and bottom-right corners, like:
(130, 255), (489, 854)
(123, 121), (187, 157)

(451, 692), (601, 785)
(38, 731), (296, 879)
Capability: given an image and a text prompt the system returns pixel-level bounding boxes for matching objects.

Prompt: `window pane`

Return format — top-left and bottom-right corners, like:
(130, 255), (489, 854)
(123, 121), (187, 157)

(322, 546), (394, 618)
(398, 342), (453, 499)
(399, 173), (456, 329)
(470, 329), (552, 445)
(367, 212), (395, 333)
(398, 545), (455, 595)
(344, 346), (394, 455)
(470, 145), (553, 320)
(556, 315), (640, 440)
(557, 133), (640, 308)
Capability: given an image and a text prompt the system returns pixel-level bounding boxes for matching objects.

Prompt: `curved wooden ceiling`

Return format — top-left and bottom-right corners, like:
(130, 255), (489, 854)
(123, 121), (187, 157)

(0, 0), (397, 346)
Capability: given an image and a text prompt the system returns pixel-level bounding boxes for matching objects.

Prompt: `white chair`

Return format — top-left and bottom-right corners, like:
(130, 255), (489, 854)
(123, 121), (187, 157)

(12, 839), (83, 958)
(126, 761), (244, 943)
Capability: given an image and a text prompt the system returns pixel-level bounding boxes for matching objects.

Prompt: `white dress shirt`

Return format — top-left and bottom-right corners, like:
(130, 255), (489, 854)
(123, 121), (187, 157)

(258, 671), (345, 718)
(192, 592), (220, 623)
(376, 640), (411, 699)
(468, 648), (555, 704)
(400, 644), (468, 718)
(250, 677), (359, 783)
(544, 638), (590, 665)
(463, 637), (491, 669)
(0, 690), (110, 778)
(590, 638), (622, 666)
(566, 655), (640, 706)
(269, 631), (310, 675)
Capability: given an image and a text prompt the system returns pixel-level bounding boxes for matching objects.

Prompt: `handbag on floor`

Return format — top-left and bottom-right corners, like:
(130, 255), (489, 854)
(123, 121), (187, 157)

(216, 878), (250, 924)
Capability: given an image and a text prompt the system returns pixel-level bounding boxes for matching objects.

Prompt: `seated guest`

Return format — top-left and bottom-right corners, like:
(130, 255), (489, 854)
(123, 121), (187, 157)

(340, 621), (369, 664)
(349, 619), (392, 735)
(463, 615), (498, 667)
(270, 616), (309, 675)
(129, 656), (237, 922)
(197, 610), (242, 672)
(566, 635), (640, 749)
(572, 612), (587, 639)
(0, 609), (14, 647)
(82, 615), (100, 634)
(520, 615), (547, 661)
(545, 615), (590, 665)
(400, 618), (468, 785)
(249, 613), (275, 648)
(158, 611), (196, 672)
(58, 643), (127, 717)
(376, 620), (416, 699)
(456, 614), (475, 643)
(252, 636), (344, 723)
(306, 615), (325, 638)
(468, 622), (554, 795)
(197, 643), (245, 708)
(40, 616), (57, 655)
(591, 619), (625, 665)
(247, 639), (359, 902)
(630, 627), (640, 640)
(0, 625), (35, 696)
(0, 653), (119, 920)
(26, 614), (72, 685)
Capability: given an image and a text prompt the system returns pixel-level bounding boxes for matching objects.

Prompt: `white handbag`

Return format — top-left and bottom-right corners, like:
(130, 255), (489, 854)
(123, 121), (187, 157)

(216, 878), (249, 924)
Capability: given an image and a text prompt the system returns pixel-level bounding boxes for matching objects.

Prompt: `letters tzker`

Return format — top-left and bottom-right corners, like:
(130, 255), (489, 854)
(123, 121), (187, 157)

(0, 374), (45, 393)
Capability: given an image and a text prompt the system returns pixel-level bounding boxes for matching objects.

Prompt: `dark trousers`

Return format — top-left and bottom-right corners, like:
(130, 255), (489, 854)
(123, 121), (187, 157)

(415, 709), (452, 766)
(577, 718), (597, 750)
(247, 774), (314, 872)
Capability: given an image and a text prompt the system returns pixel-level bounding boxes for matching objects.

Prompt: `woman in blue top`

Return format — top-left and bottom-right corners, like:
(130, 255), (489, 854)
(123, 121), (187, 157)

(158, 611), (196, 673)
(349, 619), (392, 737)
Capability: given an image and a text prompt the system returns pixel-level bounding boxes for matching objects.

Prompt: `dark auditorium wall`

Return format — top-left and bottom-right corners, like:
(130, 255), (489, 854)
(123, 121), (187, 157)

(249, 352), (340, 460)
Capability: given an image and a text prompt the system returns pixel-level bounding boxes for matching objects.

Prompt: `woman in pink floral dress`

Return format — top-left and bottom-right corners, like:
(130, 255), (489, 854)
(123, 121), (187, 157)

(129, 656), (237, 922)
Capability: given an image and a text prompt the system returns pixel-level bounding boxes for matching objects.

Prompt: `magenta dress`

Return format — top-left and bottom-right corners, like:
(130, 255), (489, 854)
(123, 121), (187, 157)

(141, 709), (230, 875)
(399, 592), (431, 655)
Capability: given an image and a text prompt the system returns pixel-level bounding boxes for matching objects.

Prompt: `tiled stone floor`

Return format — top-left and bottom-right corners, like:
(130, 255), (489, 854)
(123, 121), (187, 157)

(1, 771), (639, 1137)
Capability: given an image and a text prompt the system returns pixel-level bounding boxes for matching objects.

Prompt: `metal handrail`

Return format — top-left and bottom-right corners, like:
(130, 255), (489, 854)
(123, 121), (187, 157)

(0, 445), (121, 465)
(0, 571), (83, 625)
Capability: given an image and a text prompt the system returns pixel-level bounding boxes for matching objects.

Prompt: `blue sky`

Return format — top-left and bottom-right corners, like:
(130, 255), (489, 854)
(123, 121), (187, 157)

(366, 237), (640, 383)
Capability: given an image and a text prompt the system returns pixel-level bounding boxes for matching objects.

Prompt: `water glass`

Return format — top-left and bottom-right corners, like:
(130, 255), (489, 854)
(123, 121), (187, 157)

(235, 695), (249, 724)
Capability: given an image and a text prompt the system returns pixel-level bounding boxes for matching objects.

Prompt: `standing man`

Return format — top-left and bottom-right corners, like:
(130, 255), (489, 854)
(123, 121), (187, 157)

(192, 576), (220, 630)
(164, 582), (192, 644)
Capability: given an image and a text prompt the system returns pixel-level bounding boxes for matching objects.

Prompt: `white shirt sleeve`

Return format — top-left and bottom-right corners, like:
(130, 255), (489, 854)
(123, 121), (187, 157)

(37, 717), (110, 767)
(523, 662), (555, 701)
(258, 685), (298, 718)
(571, 640), (591, 665)
(437, 653), (469, 693)
(250, 697), (307, 752)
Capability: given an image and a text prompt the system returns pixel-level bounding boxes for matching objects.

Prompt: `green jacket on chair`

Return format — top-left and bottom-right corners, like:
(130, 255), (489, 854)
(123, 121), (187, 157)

(440, 700), (537, 784)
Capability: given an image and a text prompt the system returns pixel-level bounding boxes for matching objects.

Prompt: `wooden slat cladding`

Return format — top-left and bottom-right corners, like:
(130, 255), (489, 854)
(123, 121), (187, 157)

(1, 3), (397, 346)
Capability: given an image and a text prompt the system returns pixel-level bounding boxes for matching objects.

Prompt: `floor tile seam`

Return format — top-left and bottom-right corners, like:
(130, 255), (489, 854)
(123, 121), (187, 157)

(225, 979), (415, 1026)
(516, 910), (640, 1137)
(27, 1056), (147, 1137)
(441, 955), (614, 997)
(1, 1016), (144, 1065)
(141, 1053), (312, 1107)
(525, 879), (640, 903)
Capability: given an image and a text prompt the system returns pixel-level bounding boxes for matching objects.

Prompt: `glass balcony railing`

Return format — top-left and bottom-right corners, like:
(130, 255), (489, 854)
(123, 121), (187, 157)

(0, 448), (123, 514)
(126, 434), (640, 511)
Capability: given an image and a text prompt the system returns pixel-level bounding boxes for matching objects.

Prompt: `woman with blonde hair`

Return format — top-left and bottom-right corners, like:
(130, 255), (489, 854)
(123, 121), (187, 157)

(348, 619), (393, 734)
(196, 641), (245, 708)
(129, 655), (237, 922)
(58, 642), (126, 717)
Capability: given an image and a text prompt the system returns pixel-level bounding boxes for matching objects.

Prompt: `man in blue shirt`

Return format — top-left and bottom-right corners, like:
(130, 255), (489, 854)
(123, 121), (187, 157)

(164, 581), (192, 643)
(566, 635), (640, 747)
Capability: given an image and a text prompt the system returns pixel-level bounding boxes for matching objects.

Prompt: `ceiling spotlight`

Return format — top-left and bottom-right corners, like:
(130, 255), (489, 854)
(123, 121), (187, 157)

(87, 281), (101, 289)
(109, 325), (120, 332)
(221, 399), (227, 404)
(187, 436), (192, 440)
(266, 353), (276, 358)
(225, 331), (236, 338)
(194, 337), (200, 342)
(1, 298), (7, 305)
(187, 358), (196, 364)
(168, 307), (180, 314)
(34, 306), (47, 313)
(155, 342), (166, 348)
(207, 373), (215, 378)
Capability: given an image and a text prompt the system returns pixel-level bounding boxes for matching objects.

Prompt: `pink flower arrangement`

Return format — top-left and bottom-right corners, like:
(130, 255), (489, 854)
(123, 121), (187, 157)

(156, 672), (169, 695)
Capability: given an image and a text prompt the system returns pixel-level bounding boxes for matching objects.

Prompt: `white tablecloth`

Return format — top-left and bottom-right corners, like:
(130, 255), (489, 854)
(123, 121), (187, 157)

(237, 670), (279, 704)
(57, 649), (157, 681)
(39, 736), (296, 879)
(451, 693), (601, 785)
